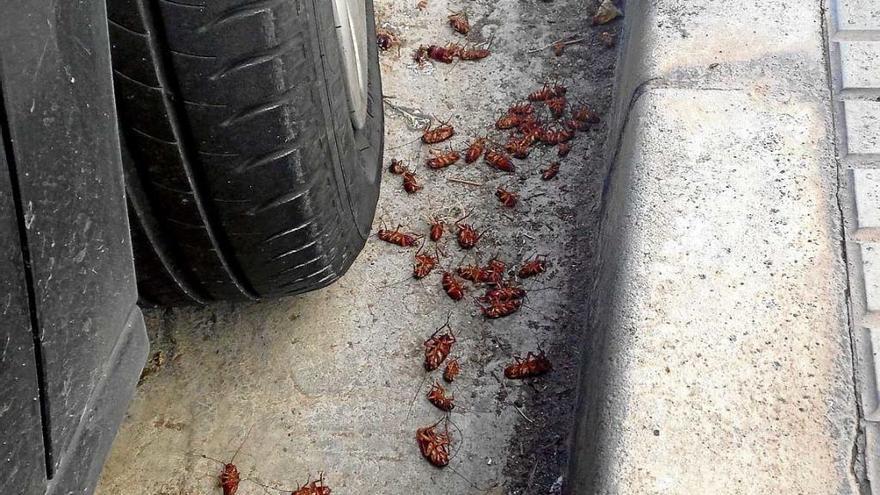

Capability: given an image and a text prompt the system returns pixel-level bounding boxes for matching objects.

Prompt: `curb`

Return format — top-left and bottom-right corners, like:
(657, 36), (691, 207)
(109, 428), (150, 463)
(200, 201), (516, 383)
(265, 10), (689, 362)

(567, 1), (860, 492)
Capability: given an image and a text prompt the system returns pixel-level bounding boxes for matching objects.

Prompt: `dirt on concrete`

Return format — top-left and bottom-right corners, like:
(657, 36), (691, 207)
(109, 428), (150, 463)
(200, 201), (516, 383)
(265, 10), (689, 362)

(96, 1), (620, 494)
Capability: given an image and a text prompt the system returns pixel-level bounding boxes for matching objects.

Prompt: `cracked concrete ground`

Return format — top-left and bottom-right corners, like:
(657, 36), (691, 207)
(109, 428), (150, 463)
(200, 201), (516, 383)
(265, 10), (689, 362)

(96, 1), (619, 493)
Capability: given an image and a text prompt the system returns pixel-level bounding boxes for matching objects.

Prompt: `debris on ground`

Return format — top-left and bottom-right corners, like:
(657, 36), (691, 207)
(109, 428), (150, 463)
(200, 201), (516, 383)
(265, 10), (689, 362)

(592, 0), (623, 25)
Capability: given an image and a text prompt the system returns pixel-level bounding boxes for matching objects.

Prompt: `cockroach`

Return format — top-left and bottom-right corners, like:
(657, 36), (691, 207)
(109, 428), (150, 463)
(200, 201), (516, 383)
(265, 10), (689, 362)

(377, 225), (419, 247)
(427, 44), (456, 63)
(413, 251), (438, 279)
(402, 170), (422, 194)
(456, 222), (481, 250)
(388, 158), (408, 175)
(464, 137), (486, 164)
(416, 419), (451, 468)
(456, 264), (482, 282)
(426, 149), (460, 169)
(546, 97), (567, 118)
(495, 187), (518, 208)
(509, 102), (534, 115)
(480, 259), (506, 284)
(427, 381), (455, 411)
(557, 142), (571, 158)
(203, 424), (257, 495)
(428, 217), (445, 242)
(518, 255), (547, 278)
(459, 47), (491, 60)
(422, 122), (455, 144)
(540, 127), (574, 145)
(291, 473), (332, 495)
(479, 298), (522, 319)
(549, 83), (568, 98)
(480, 285), (526, 303)
(572, 105), (601, 123)
(443, 359), (460, 382)
(377, 29), (400, 52)
(424, 320), (456, 370)
(504, 351), (553, 379)
(505, 138), (530, 159)
(541, 162), (560, 180)
(528, 83), (554, 101)
(413, 45), (430, 64)
(552, 40), (566, 56)
(496, 113), (521, 130)
(417, 0), (428, 9)
(448, 11), (470, 34)
(441, 271), (466, 301)
(564, 119), (589, 132)
(484, 149), (515, 172)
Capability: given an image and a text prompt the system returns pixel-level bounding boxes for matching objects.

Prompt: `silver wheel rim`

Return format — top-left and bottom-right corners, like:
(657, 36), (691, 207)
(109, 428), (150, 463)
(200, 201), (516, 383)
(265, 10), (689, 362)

(331, 0), (369, 130)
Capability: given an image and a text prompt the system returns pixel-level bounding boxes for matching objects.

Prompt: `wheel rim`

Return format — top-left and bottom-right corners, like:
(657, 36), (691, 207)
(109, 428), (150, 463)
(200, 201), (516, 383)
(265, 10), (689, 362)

(331, 0), (369, 130)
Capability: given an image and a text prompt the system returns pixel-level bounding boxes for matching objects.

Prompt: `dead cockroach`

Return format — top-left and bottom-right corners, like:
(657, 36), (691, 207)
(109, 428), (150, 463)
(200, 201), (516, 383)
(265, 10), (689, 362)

(427, 381), (455, 411)
(422, 122), (455, 144)
(413, 250), (439, 279)
(456, 264), (482, 283)
(441, 271), (466, 301)
(402, 170), (423, 194)
(202, 424), (256, 495)
(459, 47), (491, 60)
(552, 40), (566, 56)
(416, 419), (451, 468)
(565, 119), (591, 132)
(495, 187), (518, 208)
(572, 105), (601, 123)
(509, 102), (534, 115)
(496, 113), (521, 130)
(448, 11), (470, 35)
(529, 83), (567, 101)
(504, 351), (553, 379)
(413, 45), (430, 64)
(505, 138), (530, 159)
(388, 158), (408, 175)
(427, 44), (457, 63)
(456, 221), (481, 250)
(480, 285), (526, 303)
(443, 359), (460, 382)
(377, 225), (419, 247)
(479, 259), (506, 284)
(541, 162), (560, 180)
(479, 298), (522, 318)
(540, 127), (574, 145)
(426, 149), (461, 169)
(424, 320), (456, 370)
(557, 142), (572, 157)
(464, 137), (487, 164)
(484, 149), (515, 172)
(518, 255), (547, 278)
(291, 473), (332, 495)
(377, 29), (400, 52)
(546, 96), (567, 118)
(428, 217), (445, 242)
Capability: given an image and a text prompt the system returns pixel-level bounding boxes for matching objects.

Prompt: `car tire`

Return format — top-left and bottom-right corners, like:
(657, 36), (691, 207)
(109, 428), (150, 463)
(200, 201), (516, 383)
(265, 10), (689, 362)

(107, 0), (383, 305)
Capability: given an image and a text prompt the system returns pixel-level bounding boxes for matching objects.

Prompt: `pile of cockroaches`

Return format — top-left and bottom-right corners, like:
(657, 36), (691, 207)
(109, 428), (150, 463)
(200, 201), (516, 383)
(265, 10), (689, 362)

(374, 5), (604, 471)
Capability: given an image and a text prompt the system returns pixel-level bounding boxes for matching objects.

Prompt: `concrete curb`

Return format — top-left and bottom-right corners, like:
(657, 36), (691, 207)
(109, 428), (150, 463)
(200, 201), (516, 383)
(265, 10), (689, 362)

(567, 1), (860, 492)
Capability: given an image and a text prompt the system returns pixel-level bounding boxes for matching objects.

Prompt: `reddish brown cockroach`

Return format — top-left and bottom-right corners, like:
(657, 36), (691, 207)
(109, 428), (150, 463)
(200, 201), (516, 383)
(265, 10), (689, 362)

(518, 255), (547, 278)
(424, 320), (456, 370)
(495, 187), (518, 208)
(402, 170), (423, 194)
(422, 122), (455, 144)
(443, 359), (460, 382)
(426, 149), (461, 169)
(427, 381), (455, 411)
(456, 264), (482, 282)
(413, 45), (430, 64)
(541, 162), (560, 180)
(388, 158), (408, 175)
(546, 96), (567, 118)
(484, 149), (516, 172)
(505, 138), (530, 159)
(572, 105), (601, 123)
(565, 119), (590, 132)
(480, 285), (526, 303)
(291, 473), (332, 495)
(377, 29), (400, 52)
(428, 216), (445, 242)
(495, 113), (521, 130)
(504, 351), (553, 379)
(427, 44), (457, 63)
(540, 127), (574, 145)
(479, 259), (506, 284)
(202, 424), (258, 495)
(465, 137), (487, 164)
(377, 225), (419, 247)
(509, 102), (534, 116)
(441, 271), (466, 300)
(413, 250), (439, 279)
(456, 222), (481, 249)
(557, 142), (571, 158)
(448, 11), (470, 34)
(479, 298), (522, 319)
(459, 47), (491, 60)
(416, 419), (451, 468)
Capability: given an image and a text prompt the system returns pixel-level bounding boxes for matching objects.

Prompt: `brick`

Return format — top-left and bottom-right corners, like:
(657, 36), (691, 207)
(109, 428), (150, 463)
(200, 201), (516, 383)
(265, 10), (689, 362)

(863, 243), (880, 312)
(844, 101), (880, 155)
(835, 0), (880, 31)
(840, 42), (880, 89)
(854, 169), (880, 229)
